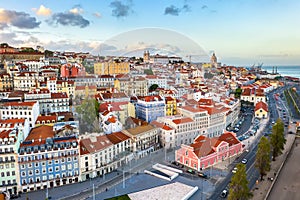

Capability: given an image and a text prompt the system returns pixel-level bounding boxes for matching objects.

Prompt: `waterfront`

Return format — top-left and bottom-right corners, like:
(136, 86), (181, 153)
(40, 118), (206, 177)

(262, 66), (300, 79)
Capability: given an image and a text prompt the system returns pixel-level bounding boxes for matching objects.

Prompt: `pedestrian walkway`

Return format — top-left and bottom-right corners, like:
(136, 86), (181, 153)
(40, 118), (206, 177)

(251, 133), (296, 200)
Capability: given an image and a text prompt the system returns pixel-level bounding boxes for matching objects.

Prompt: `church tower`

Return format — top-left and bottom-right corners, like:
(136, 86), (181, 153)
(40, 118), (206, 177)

(143, 50), (150, 63)
(210, 53), (217, 67)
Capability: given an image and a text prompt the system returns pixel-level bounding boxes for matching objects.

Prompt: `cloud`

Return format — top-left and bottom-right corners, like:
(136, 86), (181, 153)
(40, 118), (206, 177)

(164, 3), (191, 16)
(201, 5), (208, 9)
(110, 0), (132, 18)
(0, 9), (41, 29)
(32, 5), (52, 16)
(69, 4), (84, 14)
(93, 12), (102, 18)
(47, 12), (90, 28)
(0, 22), (8, 30)
(164, 5), (180, 16)
(182, 4), (191, 12)
(0, 32), (23, 45)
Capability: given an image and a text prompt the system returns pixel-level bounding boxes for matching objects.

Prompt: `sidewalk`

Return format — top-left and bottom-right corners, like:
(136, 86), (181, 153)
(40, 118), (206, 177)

(251, 133), (296, 200)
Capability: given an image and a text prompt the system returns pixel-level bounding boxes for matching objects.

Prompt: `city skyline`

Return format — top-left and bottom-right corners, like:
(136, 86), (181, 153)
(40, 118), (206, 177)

(1, 0), (300, 65)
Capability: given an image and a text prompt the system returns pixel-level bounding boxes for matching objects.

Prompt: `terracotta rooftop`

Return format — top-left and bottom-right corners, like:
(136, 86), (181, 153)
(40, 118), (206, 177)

(36, 115), (58, 123)
(80, 135), (113, 155)
(255, 101), (268, 112)
(124, 124), (156, 136)
(172, 117), (194, 125)
(2, 101), (37, 107)
(25, 125), (55, 141)
(106, 131), (130, 144)
(0, 118), (26, 128)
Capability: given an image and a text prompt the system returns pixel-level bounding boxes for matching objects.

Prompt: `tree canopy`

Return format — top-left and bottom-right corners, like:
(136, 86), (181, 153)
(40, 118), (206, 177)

(228, 163), (252, 200)
(270, 118), (286, 161)
(75, 98), (100, 133)
(149, 84), (159, 91)
(255, 136), (271, 180)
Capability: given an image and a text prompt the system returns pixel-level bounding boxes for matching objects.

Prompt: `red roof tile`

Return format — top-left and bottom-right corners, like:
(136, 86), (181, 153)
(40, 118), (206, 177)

(172, 117), (194, 124)
(255, 101), (268, 112)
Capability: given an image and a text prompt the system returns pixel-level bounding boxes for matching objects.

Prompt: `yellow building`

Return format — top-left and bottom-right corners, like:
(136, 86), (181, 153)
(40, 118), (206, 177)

(165, 96), (177, 116)
(75, 85), (97, 99)
(201, 63), (212, 68)
(254, 101), (268, 119)
(57, 80), (76, 99)
(94, 61), (130, 75)
(0, 73), (13, 91)
(114, 75), (148, 96)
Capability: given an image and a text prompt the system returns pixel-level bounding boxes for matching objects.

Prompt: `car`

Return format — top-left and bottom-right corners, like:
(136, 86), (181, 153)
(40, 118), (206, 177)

(220, 189), (228, 198)
(232, 167), (237, 173)
(198, 172), (208, 179)
(242, 158), (248, 164)
(186, 169), (195, 174)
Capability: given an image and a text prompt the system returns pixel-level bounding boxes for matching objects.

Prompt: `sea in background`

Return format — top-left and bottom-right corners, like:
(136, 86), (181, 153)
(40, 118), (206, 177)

(262, 66), (300, 79)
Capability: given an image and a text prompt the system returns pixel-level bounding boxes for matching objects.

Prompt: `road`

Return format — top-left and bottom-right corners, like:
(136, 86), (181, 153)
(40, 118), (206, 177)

(209, 84), (291, 199)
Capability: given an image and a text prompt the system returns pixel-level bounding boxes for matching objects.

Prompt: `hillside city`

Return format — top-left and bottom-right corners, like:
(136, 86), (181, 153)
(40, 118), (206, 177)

(0, 43), (300, 200)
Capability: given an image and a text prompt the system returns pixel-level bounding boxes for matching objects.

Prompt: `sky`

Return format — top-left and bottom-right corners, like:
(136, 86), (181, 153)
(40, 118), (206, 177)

(0, 0), (300, 66)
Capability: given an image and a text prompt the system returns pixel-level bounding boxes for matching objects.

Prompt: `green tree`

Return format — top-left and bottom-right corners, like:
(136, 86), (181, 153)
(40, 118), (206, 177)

(235, 88), (242, 98)
(228, 163), (252, 200)
(255, 136), (271, 180)
(75, 98), (100, 133)
(149, 84), (159, 91)
(144, 68), (154, 75)
(270, 119), (286, 161)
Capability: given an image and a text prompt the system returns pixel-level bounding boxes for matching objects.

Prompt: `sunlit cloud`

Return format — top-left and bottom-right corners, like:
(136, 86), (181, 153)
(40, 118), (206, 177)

(32, 5), (52, 16)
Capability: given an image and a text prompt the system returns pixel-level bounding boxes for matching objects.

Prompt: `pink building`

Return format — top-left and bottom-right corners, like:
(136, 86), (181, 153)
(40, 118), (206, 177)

(175, 131), (243, 171)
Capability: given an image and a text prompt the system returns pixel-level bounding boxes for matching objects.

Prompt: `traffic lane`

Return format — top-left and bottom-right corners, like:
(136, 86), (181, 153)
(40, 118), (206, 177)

(208, 151), (250, 200)
(237, 114), (253, 137)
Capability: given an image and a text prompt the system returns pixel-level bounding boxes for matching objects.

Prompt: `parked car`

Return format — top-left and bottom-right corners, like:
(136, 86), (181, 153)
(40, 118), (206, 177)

(198, 172), (208, 179)
(232, 167), (237, 173)
(187, 169), (195, 174)
(220, 189), (228, 198)
(242, 158), (248, 164)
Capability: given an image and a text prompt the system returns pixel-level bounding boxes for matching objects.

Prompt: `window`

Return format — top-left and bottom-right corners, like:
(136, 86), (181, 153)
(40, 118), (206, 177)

(185, 150), (188, 156)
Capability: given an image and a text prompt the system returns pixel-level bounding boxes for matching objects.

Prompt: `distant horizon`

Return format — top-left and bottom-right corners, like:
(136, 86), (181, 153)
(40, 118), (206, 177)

(1, 1), (300, 65)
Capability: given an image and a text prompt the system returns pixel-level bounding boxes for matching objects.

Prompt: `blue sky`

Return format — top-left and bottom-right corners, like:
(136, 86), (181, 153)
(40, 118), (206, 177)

(0, 0), (299, 65)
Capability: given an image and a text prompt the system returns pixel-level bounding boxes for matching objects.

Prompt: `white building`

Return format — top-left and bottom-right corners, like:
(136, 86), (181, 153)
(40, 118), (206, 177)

(13, 72), (43, 91)
(21, 59), (48, 72)
(0, 101), (39, 129)
(156, 114), (207, 147)
(0, 129), (23, 196)
(24, 89), (69, 114)
(145, 75), (168, 89)
(79, 132), (132, 181)
(0, 118), (30, 141)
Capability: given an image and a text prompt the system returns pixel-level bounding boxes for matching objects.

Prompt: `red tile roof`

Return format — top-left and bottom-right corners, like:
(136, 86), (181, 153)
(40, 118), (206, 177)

(172, 117), (194, 124)
(80, 135), (113, 155)
(106, 131), (130, 144)
(26, 125), (55, 141)
(0, 118), (26, 128)
(36, 115), (58, 123)
(255, 101), (268, 112)
(3, 101), (37, 107)
(51, 92), (68, 99)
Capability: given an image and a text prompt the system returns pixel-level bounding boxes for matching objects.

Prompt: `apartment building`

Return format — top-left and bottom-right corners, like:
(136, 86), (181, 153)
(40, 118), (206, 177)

(136, 95), (165, 123)
(79, 132), (131, 181)
(0, 101), (39, 129)
(18, 125), (80, 192)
